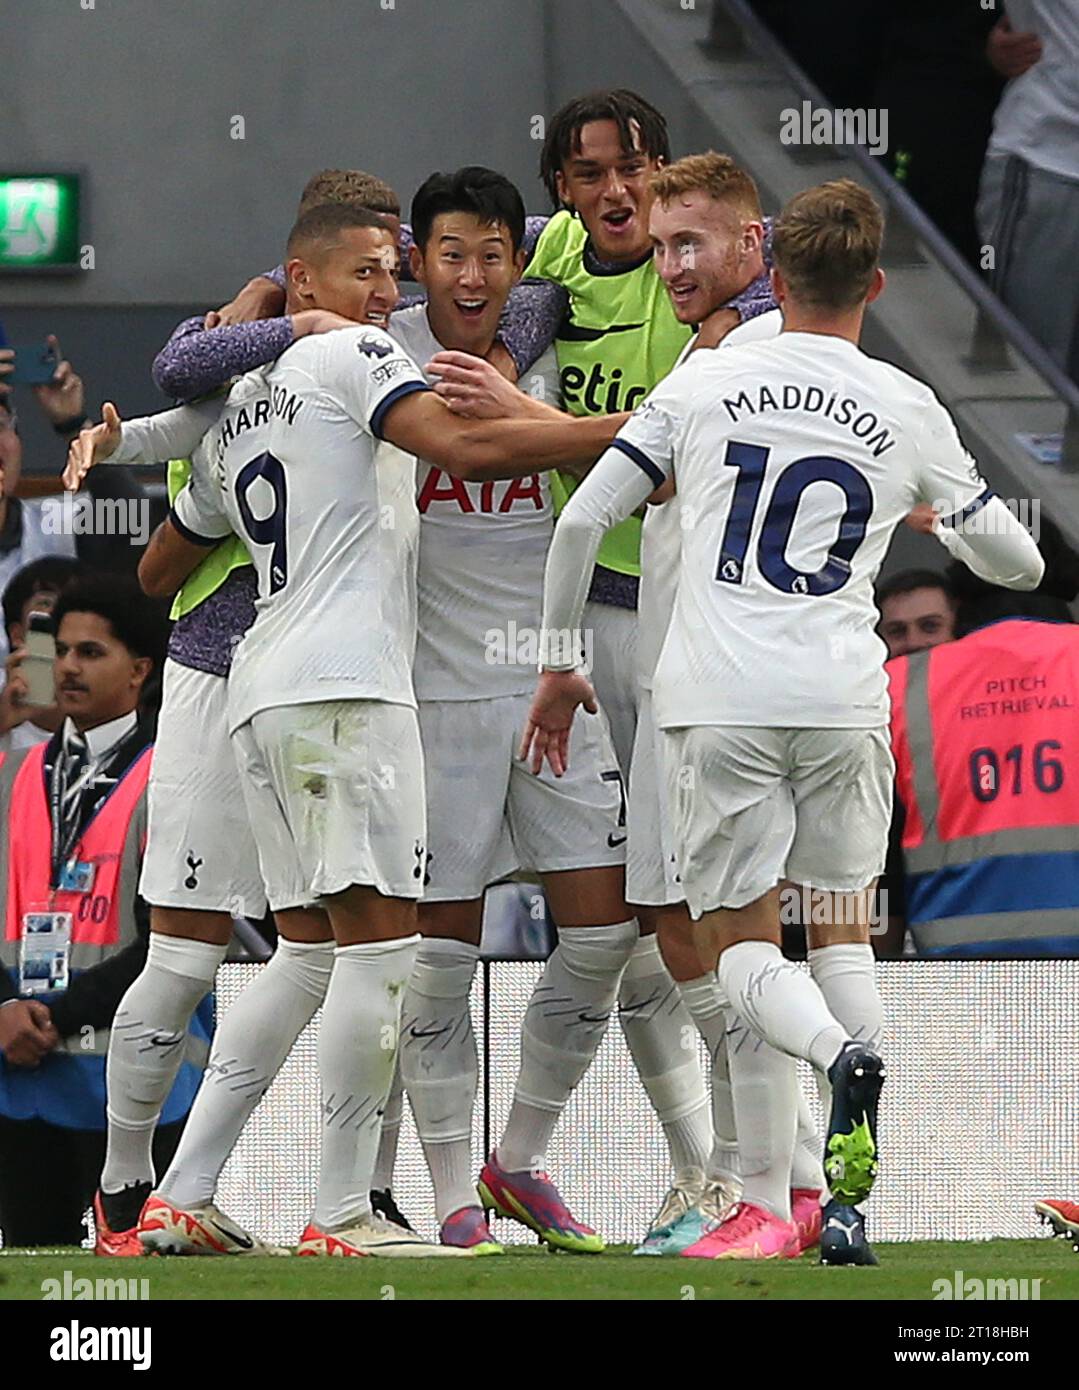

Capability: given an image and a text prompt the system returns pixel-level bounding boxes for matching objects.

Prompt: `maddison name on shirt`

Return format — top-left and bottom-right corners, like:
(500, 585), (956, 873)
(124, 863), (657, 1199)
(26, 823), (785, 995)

(722, 383), (896, 457)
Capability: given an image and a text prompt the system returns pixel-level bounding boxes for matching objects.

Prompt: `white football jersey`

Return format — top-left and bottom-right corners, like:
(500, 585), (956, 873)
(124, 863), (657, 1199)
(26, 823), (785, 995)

(619, 331), (989, 729)
(637, 311), (783, 688)
(172, 327), (430, 732)
(389, 304), (555, 701)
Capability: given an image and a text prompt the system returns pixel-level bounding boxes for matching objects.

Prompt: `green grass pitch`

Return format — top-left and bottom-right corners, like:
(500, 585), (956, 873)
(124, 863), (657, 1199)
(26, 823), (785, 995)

(2, 1239), (1077, 1300)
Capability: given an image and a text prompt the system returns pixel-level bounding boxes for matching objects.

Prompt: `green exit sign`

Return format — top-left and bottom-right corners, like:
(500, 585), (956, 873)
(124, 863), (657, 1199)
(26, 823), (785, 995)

(0, 174), (82, 272)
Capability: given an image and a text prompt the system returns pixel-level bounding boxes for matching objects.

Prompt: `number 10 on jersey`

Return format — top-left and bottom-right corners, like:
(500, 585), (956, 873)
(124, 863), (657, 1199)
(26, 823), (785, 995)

(714, 441), (873, 596)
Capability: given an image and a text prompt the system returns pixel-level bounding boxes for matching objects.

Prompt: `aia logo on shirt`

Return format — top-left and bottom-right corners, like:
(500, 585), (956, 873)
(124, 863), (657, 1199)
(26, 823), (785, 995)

(417, 467), (545, 515)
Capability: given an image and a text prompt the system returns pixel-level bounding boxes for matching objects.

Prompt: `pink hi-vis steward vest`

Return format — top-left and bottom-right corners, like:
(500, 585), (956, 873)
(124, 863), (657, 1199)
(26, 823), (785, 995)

(1, 743), (150, 971)
(887, 618), (1079, 957)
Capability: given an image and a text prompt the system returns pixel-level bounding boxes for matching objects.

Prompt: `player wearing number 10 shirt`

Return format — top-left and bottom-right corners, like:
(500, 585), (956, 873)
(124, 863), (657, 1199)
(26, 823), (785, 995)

(530, 179), (1045, 1257)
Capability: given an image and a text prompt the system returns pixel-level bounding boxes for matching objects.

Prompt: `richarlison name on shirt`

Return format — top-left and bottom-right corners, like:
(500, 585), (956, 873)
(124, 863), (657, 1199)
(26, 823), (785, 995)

(213, 386), (304, 468)
(722, 383), (896, 456)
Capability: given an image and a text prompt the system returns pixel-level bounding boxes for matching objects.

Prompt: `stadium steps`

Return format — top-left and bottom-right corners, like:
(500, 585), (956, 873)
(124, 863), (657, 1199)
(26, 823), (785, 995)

(545, 0), (1079, 569)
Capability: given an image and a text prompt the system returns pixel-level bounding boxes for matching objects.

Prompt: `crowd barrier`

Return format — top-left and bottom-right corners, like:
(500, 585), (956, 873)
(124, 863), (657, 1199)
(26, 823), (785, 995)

(216, 959), (1079, 1247)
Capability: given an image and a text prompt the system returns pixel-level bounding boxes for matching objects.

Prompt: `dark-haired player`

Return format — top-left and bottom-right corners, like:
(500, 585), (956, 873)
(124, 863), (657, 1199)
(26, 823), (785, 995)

(394, 167), (634, 1255)
(83, 173), (414, 1254)
(79, 202), (622, 1257)
(510, 91), (775, 1229)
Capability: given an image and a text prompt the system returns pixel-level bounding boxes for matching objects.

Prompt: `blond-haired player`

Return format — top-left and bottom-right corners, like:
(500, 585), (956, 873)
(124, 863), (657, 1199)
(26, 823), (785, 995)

(630, 153), (829, 1258)
(525, 178), (1044, 1259)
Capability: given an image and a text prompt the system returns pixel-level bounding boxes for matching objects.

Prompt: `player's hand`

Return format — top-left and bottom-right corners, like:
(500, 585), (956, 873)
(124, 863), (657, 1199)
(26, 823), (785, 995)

(986, 15), (1042, 79)
(427, 351), (532, 418)
(0, 999), (57, 1068)
(290, 309), (358, 338)
(63, 402), (121, 491)
(904, 502), (938, 535)
(205, 276), (286, 329)
(32, 336), (86, 426)
(518, 670), (598, 777)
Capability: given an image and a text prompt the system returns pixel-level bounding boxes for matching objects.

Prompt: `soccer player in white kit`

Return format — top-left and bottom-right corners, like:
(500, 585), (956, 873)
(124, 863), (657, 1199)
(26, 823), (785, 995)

(524, 179), (1045, 1258)
(391, 168), (631, 1254)
(67, 393), (288, 1256)
(630, 153), (833, 1258)
(127, 203), (622, 1257)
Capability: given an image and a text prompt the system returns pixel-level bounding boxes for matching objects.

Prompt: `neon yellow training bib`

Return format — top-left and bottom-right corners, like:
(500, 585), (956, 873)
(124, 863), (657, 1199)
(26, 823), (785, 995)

(527, 211), (692, 577)
(166, 458), (251, 621)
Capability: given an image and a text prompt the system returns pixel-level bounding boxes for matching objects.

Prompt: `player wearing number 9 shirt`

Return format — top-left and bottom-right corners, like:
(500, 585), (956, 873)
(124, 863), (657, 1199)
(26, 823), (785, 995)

(160, 202), (621, 1257)
(527, 179), (1045, 1258)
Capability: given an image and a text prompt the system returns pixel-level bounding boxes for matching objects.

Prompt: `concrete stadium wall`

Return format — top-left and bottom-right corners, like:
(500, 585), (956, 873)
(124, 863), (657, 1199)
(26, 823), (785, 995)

(2, 0), (549, 307)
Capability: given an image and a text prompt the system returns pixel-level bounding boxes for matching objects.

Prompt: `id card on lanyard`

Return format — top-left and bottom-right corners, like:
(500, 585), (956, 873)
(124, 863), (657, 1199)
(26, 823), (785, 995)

(19, 908), (72, 994)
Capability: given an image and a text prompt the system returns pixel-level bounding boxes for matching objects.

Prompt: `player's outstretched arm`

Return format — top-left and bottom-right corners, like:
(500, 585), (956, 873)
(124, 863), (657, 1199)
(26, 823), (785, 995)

(497, 279), (566, 376)
(63, 398), (224, 491)
(152, 309), (352, 402)
(427, 349), (596, 479)
(518, 444), (660, 776)
(380, 389), (625, 482)
(933, 496), (1044, 590)
(916, 396), (1045, 592)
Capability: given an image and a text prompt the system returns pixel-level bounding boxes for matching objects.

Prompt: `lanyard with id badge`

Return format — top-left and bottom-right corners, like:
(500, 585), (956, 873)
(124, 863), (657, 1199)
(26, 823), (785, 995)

(19, 745), (99, 996)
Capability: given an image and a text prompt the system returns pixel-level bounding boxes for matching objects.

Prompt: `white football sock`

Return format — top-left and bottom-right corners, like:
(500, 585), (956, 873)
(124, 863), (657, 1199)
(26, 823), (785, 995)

(718, 940), (848, 1074)
(497, 919), (637, 1174)
(617, 936), (711, 1184)
(725, 1006), (797, 1221)
(158, 938), (333, 1210)
(399, 937), (480, 1224)
(791, 1087), (825, 1193)
(807, 943), (883, 1051)
(314, 936), (418, 1231)
(678, 974), (739, 1183)
(102, 934), (225, 1194)
(371, 1061), (404, 1193)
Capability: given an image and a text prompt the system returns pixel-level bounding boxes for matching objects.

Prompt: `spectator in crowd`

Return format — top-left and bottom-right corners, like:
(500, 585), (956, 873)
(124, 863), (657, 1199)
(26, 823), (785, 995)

(0, 575), (210, 1249)
(881, 517), (1079, 959)
(876, 568), (958, 659)
(977, 2), (1079, 370)
(0, 556), (85, 753)
(0, 388), (82, 668)
(1, 335), (151, 601)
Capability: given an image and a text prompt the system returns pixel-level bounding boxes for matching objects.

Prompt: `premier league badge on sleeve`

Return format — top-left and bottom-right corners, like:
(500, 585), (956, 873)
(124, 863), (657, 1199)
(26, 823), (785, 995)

(357, 334), (394, 359)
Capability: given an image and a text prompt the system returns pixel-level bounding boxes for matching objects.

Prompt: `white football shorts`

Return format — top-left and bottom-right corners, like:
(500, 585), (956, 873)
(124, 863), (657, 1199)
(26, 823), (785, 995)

(581, 598), (639, 775)
(418, 691), (625, 903)
(231, 699), (427, 911)
(664, 724), (894, 920)
(626, 688), (683, 909)
(139, 658), (266, 919)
